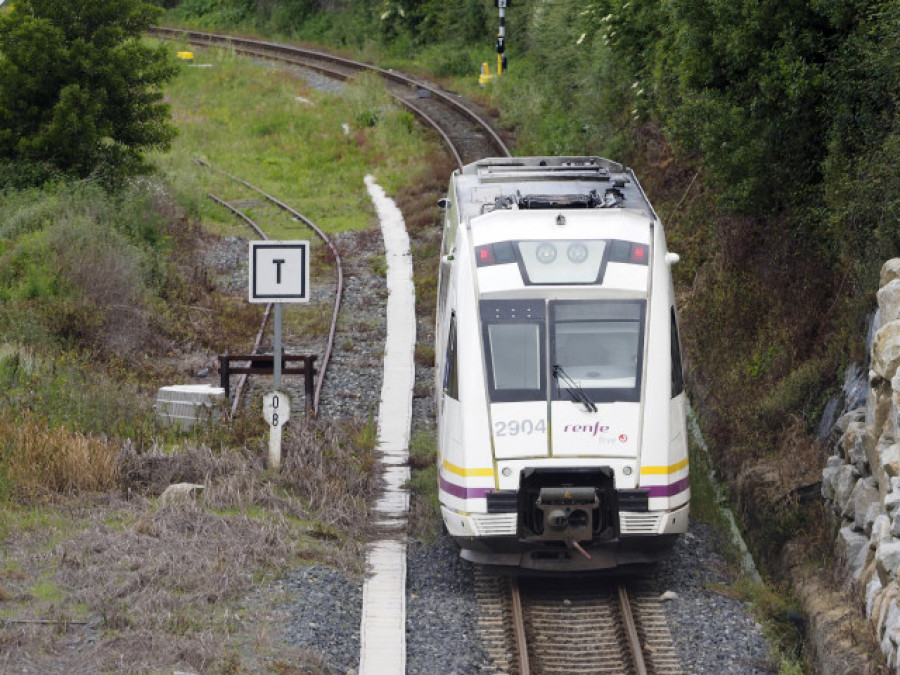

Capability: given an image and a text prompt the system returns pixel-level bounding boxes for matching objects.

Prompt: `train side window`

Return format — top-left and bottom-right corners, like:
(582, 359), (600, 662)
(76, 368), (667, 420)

(444, 313), (459, 400)
(671, 307), (684, 397)
(483, 322), (546, 402)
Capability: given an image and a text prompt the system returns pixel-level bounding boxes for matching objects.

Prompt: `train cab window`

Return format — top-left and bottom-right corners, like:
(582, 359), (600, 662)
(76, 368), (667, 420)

(551, 300), (645, 403)
(480, 300), (546, 402)
(444, 313), (459, 400)
(671, 307), (684, 397)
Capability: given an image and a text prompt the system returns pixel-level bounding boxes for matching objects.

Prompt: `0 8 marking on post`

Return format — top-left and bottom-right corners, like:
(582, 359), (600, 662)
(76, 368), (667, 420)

(263, 390), (291, 428)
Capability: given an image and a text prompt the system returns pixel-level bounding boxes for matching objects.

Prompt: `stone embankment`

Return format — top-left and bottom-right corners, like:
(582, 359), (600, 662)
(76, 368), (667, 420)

(822, 258), (900, 668)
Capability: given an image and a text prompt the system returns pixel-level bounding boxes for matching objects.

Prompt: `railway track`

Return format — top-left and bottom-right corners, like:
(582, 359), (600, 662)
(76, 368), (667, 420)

(477, 571), (683, 674)
(197, 160), (342, 417)
(149, 26), (511, 168)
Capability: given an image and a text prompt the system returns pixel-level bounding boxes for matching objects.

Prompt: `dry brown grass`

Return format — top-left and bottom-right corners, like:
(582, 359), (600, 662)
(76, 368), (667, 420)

(0, 493), (318, 673)
(282, 417), (379, 540)
(1, 412), (119, 498)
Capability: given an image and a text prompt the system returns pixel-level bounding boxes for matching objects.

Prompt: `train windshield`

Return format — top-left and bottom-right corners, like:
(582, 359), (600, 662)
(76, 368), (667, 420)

(551, 300), (644, 403)
(480, 299), (644, 404)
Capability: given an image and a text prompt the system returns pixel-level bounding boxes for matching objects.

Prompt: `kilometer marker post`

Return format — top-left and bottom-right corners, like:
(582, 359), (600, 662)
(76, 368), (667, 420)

(263, 390), (290, 471)
(249, 241), (310, 471)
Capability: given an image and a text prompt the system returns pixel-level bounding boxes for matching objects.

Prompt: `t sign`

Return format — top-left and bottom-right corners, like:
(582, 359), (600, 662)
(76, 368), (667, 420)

(249, 241), (310, 303)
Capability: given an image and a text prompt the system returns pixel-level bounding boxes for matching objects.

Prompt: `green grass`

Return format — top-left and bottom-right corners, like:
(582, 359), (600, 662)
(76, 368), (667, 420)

(148, 40), (437, 239)
(28, 578), (65, 604)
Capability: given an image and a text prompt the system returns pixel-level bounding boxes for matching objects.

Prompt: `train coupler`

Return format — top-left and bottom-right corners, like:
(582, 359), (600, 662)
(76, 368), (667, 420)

(518, 467), (619, 544)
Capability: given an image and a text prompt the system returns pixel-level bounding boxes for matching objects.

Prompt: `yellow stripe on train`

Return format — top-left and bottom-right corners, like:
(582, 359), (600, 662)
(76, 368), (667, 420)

(443, 460), (494, 478)
(640, 457), (689, 475)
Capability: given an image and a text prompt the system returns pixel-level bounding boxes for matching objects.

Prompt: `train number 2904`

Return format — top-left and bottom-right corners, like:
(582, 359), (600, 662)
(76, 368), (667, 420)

(494, 418), (547, 437)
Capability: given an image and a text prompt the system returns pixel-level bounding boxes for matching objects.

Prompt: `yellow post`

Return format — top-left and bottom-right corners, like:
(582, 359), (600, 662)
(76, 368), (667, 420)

(479, 62), (494, 86)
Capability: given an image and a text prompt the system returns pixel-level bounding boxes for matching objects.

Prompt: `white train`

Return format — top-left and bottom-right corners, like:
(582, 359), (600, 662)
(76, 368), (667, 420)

(435, 157), (689, 572)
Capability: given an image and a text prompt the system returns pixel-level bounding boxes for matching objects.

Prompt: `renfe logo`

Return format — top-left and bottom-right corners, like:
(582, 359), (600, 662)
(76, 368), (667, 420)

(563, 422), (610, 437)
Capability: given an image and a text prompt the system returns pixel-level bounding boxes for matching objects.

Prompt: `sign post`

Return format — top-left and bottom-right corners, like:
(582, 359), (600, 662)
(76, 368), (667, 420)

(495, 0), (508, 75)
(249, 241), (310, 470)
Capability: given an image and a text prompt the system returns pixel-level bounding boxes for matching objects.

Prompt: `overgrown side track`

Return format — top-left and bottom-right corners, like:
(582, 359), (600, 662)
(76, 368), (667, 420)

(476, 572), (683, 675)
(149, 26), (511, 167)
(202, 162), (343, 417)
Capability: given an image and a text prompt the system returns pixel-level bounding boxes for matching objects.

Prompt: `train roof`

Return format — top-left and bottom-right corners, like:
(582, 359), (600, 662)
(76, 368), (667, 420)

(452, 157), (659, 225)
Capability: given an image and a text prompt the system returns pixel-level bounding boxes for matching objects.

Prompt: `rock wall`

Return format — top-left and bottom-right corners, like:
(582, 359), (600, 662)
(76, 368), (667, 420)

(822, 258), (900, 668)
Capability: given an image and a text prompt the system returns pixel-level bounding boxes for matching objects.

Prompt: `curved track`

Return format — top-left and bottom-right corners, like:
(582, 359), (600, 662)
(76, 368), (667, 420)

(149, 26), (511, 167)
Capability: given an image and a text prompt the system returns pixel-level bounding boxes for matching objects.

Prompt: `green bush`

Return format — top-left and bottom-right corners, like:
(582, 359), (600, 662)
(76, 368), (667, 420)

(0, 181), (171, 352)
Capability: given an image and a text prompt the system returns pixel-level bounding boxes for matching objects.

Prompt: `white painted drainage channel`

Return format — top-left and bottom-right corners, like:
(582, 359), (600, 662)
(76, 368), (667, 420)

(359, 176), (415, 674)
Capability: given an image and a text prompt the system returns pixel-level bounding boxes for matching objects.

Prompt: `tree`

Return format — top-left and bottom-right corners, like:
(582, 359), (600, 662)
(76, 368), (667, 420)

(0, 0), (178, 184)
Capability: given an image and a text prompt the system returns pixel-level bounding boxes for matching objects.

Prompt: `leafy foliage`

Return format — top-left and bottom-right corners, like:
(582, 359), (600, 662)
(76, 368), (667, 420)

(0, 182), (172, 354)
(0, 0), (178, 184)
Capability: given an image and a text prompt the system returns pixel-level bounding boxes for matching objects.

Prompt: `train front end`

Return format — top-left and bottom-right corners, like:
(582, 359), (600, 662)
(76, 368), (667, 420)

(435, 157), (689, 573)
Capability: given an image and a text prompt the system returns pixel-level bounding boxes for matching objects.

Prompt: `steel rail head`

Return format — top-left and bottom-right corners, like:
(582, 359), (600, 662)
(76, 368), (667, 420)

(617, 583), (649, 675)
(400, 98), (464, 171)
(508, 578), (531, 675)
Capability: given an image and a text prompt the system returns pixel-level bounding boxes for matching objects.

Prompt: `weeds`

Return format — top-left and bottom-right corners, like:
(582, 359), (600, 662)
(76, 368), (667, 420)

(282, 417), (378, 541)
(406, 426), (440, 539)
(414, 344), (435, 368)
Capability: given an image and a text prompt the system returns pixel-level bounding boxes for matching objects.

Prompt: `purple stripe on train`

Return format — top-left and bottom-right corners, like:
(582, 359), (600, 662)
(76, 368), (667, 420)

(440, 475), (688, 500)
(644, 476), (690, 499)
(439, 476), (493, 500)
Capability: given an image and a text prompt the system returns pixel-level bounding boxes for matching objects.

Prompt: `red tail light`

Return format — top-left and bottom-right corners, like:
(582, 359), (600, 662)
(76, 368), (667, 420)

(477, 246), (495, 265)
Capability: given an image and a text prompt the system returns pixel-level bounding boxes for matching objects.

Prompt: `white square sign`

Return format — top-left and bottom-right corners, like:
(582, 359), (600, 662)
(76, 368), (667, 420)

(249, 241), (310, 303)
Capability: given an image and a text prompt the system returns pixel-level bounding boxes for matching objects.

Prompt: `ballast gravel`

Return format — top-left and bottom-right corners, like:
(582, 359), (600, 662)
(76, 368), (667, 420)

(260, 522), (773, 674)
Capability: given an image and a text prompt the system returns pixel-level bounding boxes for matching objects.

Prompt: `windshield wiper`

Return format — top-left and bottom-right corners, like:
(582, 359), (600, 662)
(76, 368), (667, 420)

(552, 364), (597, 413)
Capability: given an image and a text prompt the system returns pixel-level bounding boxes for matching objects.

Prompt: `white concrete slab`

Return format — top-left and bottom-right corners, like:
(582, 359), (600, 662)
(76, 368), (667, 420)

(359, 176), (416, 675)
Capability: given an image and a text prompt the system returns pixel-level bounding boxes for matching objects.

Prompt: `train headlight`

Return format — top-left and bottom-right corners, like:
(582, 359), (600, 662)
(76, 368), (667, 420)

(567, 242), (588, 263)
(535, 242), (557, 264)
